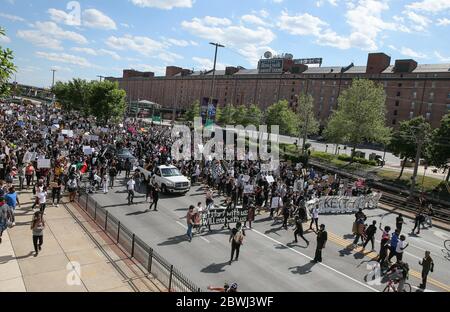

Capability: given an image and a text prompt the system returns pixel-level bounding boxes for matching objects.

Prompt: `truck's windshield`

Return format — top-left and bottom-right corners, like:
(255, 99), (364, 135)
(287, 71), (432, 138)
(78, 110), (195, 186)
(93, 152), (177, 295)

(161, 168), (182, 177)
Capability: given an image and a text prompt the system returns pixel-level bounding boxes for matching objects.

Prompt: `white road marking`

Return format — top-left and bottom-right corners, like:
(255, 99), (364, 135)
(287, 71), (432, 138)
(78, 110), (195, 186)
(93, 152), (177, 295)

(410, 236), (444, 250)
(433, 230), (449, 241)
(251, 229), (379, 292)
(412, 286), (436, 293)
(176, 221), (210, 243)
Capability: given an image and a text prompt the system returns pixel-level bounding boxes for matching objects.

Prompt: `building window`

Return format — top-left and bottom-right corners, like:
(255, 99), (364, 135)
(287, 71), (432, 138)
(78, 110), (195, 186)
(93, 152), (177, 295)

(331, 97), (335, 103)
(320, 97), (324, 103)
(447, 104), (450, 112)
(392, 119), (397, 125)
(398, 83), (402, 87)
(414, 82), (419, 88)
(291, 95), (294, 100)
(411, 101), (415, 110)
(397, 91), (401, 97)
(292, 81), (295, 85)
(291, 88), (295, 93)
(426, 112), (431, 120)
(429, 92), (434, 100)
(395, 100), (400, 107)
(394, 110), (398, 116)
(409, 111), (414, 119)
(428, 103), (433, 111)
(432, 82), (436, 88)
(413, 91), (417, 99)
(333, 81), (337, 86)
(322, 81), (325, 85)
(447, 92), (450, 99)
(384, 82), (388, 88)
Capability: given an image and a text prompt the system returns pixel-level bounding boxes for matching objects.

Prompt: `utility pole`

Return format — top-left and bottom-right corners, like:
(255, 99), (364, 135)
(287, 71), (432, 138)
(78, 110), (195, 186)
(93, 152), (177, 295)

(51, 69), (57, 104)
(97, 75), (105, 82)
(208, 42), (225, 123)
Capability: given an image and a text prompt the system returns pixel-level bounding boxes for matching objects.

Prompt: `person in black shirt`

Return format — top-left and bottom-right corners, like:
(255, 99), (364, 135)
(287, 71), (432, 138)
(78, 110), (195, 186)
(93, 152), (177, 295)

(109, 166), (117, 188)
(293, 215), (309, 246)
(148, 185), (160, 211)
(229, 222), (245, 265)
(396, 214), (404, 232)
(363, 220), (377, 251)
(313, 224), (328, 263)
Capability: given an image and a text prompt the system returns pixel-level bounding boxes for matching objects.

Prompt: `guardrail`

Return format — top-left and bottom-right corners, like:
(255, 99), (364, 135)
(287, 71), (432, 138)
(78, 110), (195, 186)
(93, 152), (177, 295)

(75, 191), (202, 293)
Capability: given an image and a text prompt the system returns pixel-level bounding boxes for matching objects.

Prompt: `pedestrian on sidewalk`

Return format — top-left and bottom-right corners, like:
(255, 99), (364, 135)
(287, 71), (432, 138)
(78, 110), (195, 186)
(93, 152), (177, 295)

(418, 251), (434, 290)
(0, 199), (9, 244)
(229, 222), (245, 265)
(309, 204), (319, 232)
(293, 215), (309, 246)
(30, 211), (45, 257)
(18, 165), (25, 191)
(25, 162), (35, 189)
(5, 186), (20, 226)
(186, 205), (195, 242)
(362, 220), (377, 251)
(67, 176), (78, 203)
(312, 224), (327, 263)
(148, 185), (160, 211)
(127, 177), (135, 205)
(109, 166), (117, 188)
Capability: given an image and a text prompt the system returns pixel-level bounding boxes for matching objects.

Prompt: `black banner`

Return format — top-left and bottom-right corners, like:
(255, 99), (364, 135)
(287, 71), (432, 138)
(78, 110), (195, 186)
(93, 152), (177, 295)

(201, 209), (248, 226)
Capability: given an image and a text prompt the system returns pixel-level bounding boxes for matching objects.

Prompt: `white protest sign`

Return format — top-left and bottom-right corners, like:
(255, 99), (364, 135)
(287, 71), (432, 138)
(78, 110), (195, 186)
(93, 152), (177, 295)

(58, 135), (65, 142)
(83, 146), (92, 155)
(101, 128), (109, 133)
(266, 176), (275, 184)
(243, 175), (251, 183)
(37, 159), (51, 169)
(67, 130), (74, 138)
(306, 193), (382, 214)
(61, 130), (69, 135)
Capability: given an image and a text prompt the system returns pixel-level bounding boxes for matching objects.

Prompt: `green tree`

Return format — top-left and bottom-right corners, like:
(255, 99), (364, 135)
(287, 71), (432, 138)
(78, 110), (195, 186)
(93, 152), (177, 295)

(427, 114), (450, 182)
(297, 93), (320, 153)
(53, 79), (92, 116)
(89, 80), (127, 124)
(323, 118), (347, 155)
(325, 79), (391, 160)
(243, 104), (262, 127)
(389, 117), (431, 180)
(217, 104), (236, 125)
(183, 100), (201, 121)
(0, 27), (16, 97)
(233, 105), (248, 125)
(265, 100), (298, 136)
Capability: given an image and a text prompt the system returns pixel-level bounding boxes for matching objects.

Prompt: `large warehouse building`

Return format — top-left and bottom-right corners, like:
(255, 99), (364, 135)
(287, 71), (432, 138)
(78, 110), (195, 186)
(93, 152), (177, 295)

(107, 52), (450, 128)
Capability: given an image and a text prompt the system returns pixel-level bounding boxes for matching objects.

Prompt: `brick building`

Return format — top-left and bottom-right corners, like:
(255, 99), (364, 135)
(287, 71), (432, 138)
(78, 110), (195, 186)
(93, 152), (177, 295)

(107, 53), (450, 128)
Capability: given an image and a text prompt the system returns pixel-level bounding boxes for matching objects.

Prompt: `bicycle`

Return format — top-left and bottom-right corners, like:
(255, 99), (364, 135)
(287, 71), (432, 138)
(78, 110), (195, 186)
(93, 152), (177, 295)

(383, 278), (412, 292)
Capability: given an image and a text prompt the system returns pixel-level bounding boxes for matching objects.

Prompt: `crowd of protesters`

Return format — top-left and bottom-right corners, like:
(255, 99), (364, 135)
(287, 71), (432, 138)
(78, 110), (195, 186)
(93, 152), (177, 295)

(0, 99), (437, 291)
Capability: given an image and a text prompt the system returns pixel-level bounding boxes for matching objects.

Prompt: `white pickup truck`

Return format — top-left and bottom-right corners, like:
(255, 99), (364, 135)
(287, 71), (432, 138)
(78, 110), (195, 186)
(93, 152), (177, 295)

(137, 165), (191, 194)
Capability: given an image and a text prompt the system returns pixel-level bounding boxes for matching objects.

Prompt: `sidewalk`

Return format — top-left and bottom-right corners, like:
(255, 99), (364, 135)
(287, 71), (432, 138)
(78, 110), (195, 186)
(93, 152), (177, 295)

(0, 189), (165, 292)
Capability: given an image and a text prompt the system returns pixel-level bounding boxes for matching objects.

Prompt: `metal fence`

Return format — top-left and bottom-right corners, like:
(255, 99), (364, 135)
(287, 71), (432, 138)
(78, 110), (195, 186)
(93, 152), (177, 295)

(75, 191), (202, 292)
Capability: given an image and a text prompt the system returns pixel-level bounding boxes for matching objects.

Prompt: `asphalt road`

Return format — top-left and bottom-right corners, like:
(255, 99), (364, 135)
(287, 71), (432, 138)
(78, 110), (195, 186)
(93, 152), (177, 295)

(90, 174), (450, 292)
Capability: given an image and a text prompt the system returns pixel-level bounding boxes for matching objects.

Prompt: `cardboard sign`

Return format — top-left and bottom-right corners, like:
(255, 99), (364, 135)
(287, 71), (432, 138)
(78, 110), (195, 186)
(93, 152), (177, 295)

(37, 159), (51, 169)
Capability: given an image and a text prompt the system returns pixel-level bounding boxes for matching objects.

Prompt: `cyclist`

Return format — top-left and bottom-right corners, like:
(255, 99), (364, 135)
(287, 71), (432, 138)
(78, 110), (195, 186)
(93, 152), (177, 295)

(385, 261), (409, 292)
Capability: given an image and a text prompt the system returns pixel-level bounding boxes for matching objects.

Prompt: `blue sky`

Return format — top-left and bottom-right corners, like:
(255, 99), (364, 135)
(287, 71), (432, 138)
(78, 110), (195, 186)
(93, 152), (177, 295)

(1, 0), (450, 88)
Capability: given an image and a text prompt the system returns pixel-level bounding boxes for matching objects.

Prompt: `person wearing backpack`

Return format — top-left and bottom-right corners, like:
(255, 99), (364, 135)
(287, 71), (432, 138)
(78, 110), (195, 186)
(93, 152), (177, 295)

(229, 222), (245, 265)
(30, 211), (45, 257)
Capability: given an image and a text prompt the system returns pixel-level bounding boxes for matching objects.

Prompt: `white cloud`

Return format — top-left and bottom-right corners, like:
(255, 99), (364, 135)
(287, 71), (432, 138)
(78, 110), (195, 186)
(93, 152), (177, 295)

(106, 35), (182, 62)
(127, 64), (166, 75)
(48, 8), (116, 30)
(279, 0), (408, 51)
(130, 0), (193, 10)
(272, 0), (284, 3)
(202, 16), (232, 26)
(389, 45), (427, 58)
(316, 0), (339, 7)
(278, 11), (328, 36)
(192, 56), (227, 70)
(241, 14), (269, 27)
(166, 38), (190, 46)
(181, 15), (276, 65)
(0, 12), (26, 22)
(71, 47), (121, 60)
(36, 51), (93, 67)
(0, 34), (11, 43)
(437, 17), (450, 26)
(405, 11), (431, 31)
(83, 9), (117, 30)
(434, 51), (450, 62)
(17, 21), (88, 50)
(406, 0), (450, 13)
(259, 10), (270, 18)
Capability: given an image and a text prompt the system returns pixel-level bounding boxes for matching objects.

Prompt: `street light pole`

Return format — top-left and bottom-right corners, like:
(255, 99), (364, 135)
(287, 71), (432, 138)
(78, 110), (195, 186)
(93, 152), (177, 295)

(51, 69), (57, 104)
(208, 42), (225, 123)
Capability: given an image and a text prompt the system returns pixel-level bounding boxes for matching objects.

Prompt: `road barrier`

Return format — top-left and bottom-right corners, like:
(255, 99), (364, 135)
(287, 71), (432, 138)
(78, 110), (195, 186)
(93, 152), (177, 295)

(75, 191), (202, 292)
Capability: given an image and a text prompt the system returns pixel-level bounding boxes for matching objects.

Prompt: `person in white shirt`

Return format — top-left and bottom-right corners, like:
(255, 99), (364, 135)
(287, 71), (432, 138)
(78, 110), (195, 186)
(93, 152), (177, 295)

(38, 187), (48, 214)
(395, 235), (409, 262)
(102, 174), (109, 194)
(127, 177), (136, 205)
(309, 205), (319, 231)
(270, 193), (283, 219)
